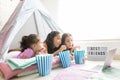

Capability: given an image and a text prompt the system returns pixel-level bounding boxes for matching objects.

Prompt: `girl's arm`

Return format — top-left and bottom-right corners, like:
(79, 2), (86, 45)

(70, 46), (80, 54)
(53, 45), (66, 56)
(17, 48), (34, 59)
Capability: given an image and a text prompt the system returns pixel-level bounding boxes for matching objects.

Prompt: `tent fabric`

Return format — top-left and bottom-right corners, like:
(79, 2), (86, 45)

(0, 1), (24, 60)
(0, 0), (63, 61)
(0, 0), (20, 31)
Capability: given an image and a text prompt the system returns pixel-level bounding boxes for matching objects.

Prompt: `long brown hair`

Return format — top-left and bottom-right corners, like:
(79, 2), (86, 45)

(61, 33), (72, 45)
(44, 31), (60, 53)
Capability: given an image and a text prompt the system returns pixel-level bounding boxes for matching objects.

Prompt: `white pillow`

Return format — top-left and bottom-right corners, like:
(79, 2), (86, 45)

(4, 51), (21, 61)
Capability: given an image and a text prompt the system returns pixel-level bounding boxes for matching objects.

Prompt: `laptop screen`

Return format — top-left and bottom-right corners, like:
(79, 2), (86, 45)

(104, 48), (117, 67)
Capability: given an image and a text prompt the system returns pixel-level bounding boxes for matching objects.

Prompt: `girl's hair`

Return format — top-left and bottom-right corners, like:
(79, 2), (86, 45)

(44, 31), (60, 53)
(20, 34), (39, 52)
(61, 33), (72, 45)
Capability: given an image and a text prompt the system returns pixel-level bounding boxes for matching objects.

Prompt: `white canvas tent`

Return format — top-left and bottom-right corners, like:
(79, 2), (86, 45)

(0, 0), (63, 61)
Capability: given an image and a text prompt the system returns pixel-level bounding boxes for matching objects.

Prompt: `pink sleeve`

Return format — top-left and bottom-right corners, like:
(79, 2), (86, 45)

(16, 48), (34, 58)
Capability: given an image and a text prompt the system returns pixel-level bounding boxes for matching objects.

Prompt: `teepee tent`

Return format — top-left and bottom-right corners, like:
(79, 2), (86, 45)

(0, 0), (63, 61)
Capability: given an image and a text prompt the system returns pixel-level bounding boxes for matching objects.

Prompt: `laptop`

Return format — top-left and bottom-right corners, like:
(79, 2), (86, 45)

(80, 48), (117, 72)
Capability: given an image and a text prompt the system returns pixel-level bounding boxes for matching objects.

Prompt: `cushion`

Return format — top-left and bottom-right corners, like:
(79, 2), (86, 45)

(4, 51), (21, 61)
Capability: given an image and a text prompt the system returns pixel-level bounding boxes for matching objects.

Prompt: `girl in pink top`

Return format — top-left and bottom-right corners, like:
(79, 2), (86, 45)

(16, 34), (46, 59)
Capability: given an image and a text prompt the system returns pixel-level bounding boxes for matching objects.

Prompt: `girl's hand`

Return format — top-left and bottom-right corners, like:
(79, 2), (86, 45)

(39, 48), (47, 54)
(59, 45), (66, 52)
(70, 45), (80, 54)
(70, 54), (74, 60)
(73, 46), (80, 50)
(36, 47), (47, 55)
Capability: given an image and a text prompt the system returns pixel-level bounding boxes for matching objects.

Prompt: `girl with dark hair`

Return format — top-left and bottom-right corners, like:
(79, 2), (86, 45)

(61, 33), (80, 54)
(44, 31), (66, 56)
(61, 33), (86, 62)
(16, 34), (46, 58)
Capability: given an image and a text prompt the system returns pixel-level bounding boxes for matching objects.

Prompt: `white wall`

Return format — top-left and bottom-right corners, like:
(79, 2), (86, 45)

(74, 39), (120, 59)
(41, 0), (59, 22)
(58, 0), (120, 40)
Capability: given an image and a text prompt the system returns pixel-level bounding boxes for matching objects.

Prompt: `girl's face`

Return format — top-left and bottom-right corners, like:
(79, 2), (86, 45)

(31, 36), (43, 54)
(65, 36), (73, 49)
(53, 34), (61, 48)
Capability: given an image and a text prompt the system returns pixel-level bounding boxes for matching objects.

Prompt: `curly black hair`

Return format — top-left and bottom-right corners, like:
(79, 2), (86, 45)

(20, 34), (39, 52)
(44, 31), (60, 54)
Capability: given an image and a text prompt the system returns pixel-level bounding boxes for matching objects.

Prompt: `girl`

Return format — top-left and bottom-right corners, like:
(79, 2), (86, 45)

(44, 31), (66, 56)
(16, 34), (46, 59)
(61, 33), (80, 54)
(61, 33), (86, 62)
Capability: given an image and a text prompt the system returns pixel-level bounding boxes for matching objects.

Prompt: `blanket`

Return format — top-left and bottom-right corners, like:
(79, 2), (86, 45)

(7, 57), (36, 70)
(0, 56), (60, 80)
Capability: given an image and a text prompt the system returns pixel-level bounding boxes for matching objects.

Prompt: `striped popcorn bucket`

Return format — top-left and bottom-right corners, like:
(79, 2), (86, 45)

(73, 50), (85, 64)
(36, 54), (53, 76)
(58, 50), (71, 68)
